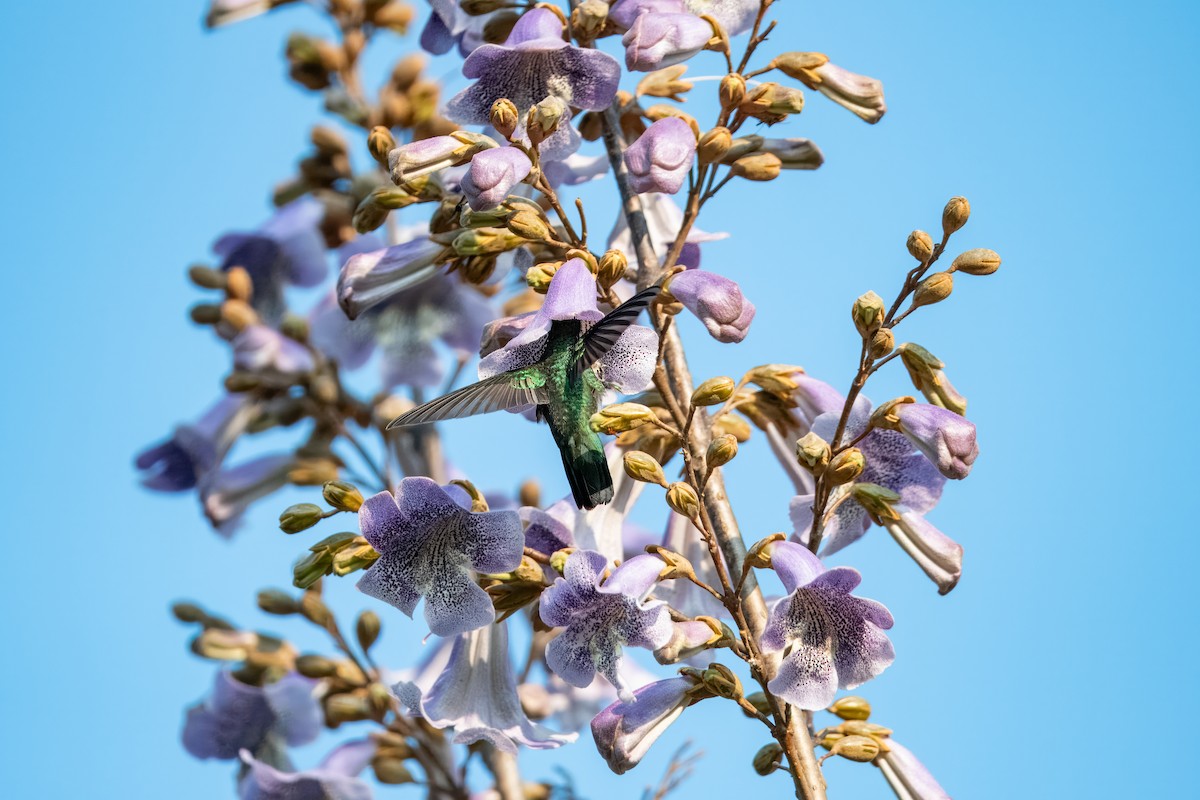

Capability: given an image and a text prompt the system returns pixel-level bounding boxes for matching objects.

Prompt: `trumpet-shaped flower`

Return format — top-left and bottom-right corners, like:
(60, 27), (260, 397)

(761, 541), (894, 710)
(238, 740), (375, 800)
(625, 117), (696, 194)
(893, 403), (979, 480)
(461, 147), (533, 211)
(182, 670), (320, 761)
(876, 739), (952, 800)
(201, 453), (297, 538)
(667, 269), (756, 343)
(623, 12), (713, 72)
(136, 395), (257, 492)
(539, 550), (673, 701)
(355, 477), (523, 637)
(591, 676), (699, 774)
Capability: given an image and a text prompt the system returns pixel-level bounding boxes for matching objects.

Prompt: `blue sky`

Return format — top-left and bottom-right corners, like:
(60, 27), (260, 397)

(3, 0), (1198, 797)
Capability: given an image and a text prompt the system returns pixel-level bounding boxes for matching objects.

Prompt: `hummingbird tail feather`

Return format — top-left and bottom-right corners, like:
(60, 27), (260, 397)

(560, 447), (614, 510)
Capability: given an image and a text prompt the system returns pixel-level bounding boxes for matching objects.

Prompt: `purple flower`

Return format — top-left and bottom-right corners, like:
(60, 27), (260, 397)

(876, 739), (952, 800)
(201, 453), (296, 538)
(394, 622), (576, 752)
(667, 269), (756, 343)
(420, 0), (495, 56)
(238, 740), (375, 800)
(388, 131), (497, 185)
(182, 671), (320, 761)
(622, 11), (713, 72)
(461, 147), (533, 211)
(313, 267), (494, 389)
(136, 395), (256, 492)
(336, 234), (445, 319)
(761, 541), (895, 710)
(213, 198), (327, 324)
(539, 550), (673, 701)
(233, 325), (315, 376)
(625, 118), (696, 195)
(893, 403), (979, 480)
(609, 0), (686, 29)
(479, 260), (658, 396)
(607, 192), (727, 266)
(444, 9), (620, 161)
(682, 0), (760, 34)
(355, 477), (523, 637)
(880, 503), (962, 595)
(543, 153), (610, 188)
(808, 62), (887, 124)
(591, 676), (698, 774)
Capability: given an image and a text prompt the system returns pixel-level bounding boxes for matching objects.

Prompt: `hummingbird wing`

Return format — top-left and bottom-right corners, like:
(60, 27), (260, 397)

(577, 284), (661, 371)
(386, 370), (548, 428)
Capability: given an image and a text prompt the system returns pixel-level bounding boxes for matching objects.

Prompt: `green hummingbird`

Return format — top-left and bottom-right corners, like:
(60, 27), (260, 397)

(387, 285), (661, 509)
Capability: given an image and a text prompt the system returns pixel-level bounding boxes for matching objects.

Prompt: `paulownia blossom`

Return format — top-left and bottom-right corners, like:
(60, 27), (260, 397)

(237, 739), (375, 800)
(591, 676), (700, 774)
(539, 550), (673, 701)
(761, 541), (895, 710)
(876, 739), (952, 800)
(136, 394), (257, 492)
(461, 146), (533, 210)
(625, 117), (697, 194)
(668, 268), (756, 343)
(444, 9), (620, 161)
(355, 477), (523, 637)
(201, 453), (298, 538)
(182, 670), (321, 761)
(393, 621), (576, 753)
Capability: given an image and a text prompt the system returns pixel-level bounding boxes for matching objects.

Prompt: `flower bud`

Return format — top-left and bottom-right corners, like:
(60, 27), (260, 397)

(796, 432), (831, 472)
(826, 734), (881, 763)
(368, 126), (396, 167)
(452, 227), (525, 256)
(869, 328), (895, 359)
(769, 51), (830, 78)
(188, 264), (226, 289)
(714, 413), (751, 442)
(744, 364), (802, 393)
(489, 98), (520, 140)
(691, 376), (736, 406)
(665, 481), (701, 518)
(825, 448), (865, 485)
(527, 96), (567, 147)
(906, 230), (933, 262)
(596, 249), (628, 290)
(828, 695), (872, 720)
(745, 692), (771, 715)
(224, 266), (253, 303)
(719, 73), (746, 107)
(220, 299), (258, 331)
(526, 261), (560, 293)
(356, 609), (381, 651)
(549, 548), (573, 575)
(323, 480), (364, 512)
(700, 663), (742, 699)
(942, 196), (970, 236)
(840, 720), (893, 737)
(730, 152), (782, 181)
(851, 290), (885, 336)
(912, 272), (953, 307)
(754, 743), (785, 776)
(293, 550), (333, 589)
(636, 64), (692, 101)
(706, 434), (738, 468)
(332, 538), (381, 576)
(590, 402), (657, 434)
(740, 83), (805, 122)
(461, 0), (506, 14)
(300, 590), (333, 626)
(353, 196), (391, 234)
(570, 0), (608, 40)
(373, 757), (415, 785)
(325, 693), (373, 725)
(697, 126), (732, 164)
(257, 588), (299, 615)
(745, 533), (785, 569)
(172, 602), (208, 624)
(296, 653), (339, 678)
(951, 247), (1001, 276)
(720, 134), (764, 162)
(279, 503), (324, 534)
(190, 303), (222, 325)
(624, 451), (668, 486)
(519, 479), (541, 508)
(506, 210), (552, 242)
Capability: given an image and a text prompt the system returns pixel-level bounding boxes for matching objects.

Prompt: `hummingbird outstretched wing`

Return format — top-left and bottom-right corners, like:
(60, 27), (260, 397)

(386, 370), (548, 428)
(578, 285), (661, 370)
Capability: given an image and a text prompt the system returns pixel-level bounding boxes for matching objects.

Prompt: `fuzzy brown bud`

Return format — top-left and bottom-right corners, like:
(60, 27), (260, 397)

(826, 734), (881, 763)
(665, 482), (701, 518)
(942, 196), (970, 236)
(368, 126), (396, 167)
(295, 653), (339, 678)
(323, 480), (363, 512)
(590, 402), (657, 434)
(826, 448), (865, 485)
(795, 432), (831, 472)
(912, 272), (954, 307)
(257, 588), (299, 616)
(623, 451), (668, 486)
(356, 610), (382, 652)
(906, 230), (933, 263)
(754, 743), (785, 776)
(489, 98), (520, 140)
(828, 695), (872, 720)
(951, 248), (1001, 276)
(697, 126), (732, 164)
(691, 376), (735, 406)
(851, 291), (885, 336)
(719, 73), (746, 108)
(636, 64), (692, 101)
(706, 434), (738, 468)
(570, 0), (608, 40)
(596, 249), (628, 289)
(730, 153), (782, 181)
(506, 210), (552, 242)
(869, 328), (895, 359)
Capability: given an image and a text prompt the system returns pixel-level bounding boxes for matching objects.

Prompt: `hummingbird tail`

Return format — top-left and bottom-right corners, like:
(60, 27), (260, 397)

(560, 446), (615, 510)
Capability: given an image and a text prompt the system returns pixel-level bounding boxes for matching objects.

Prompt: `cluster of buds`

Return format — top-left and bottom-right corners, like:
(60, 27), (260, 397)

(293, 531), (381, 589)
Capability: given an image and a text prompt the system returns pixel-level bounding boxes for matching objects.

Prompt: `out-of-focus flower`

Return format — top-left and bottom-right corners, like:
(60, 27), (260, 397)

(607, 192), (727, 265)
(539, 550), (672, 700)
(667, 269), (755, 343)
(238, 740), (375, 800)
(183, 671), (320, 761)
(625, 117), (696, 194)
(355, 477), (523, 637)
(875, 739), (952, 799)
(543, 153), (609, 187)
(591, 676), (700, 774)
(206, 0), (275, 29)
(444, 9), (620, 161)
(893, 404), (979, 480)
(394, 622), (576, 752)
(461, 147), (533, 210)
(232, 325), (314, 376)
(213, 198), (327, 323)
(760, 541), (894, 710)
(420, 0), (496, 56)
(479, 260), (658, 395)
(623, 11), (713, 72)
(136, 395), (257, 492)
(201, 453), (297, 538)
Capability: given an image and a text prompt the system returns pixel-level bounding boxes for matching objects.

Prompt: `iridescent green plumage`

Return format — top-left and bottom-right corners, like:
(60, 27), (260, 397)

(387, 286), (660, 509)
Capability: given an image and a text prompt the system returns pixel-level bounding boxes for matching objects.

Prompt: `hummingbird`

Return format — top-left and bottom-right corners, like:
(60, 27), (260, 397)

(387, 285), (662, 509)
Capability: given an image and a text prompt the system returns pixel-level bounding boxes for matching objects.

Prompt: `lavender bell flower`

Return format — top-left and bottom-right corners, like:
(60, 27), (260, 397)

(233, 325), (315, 376)
(336, 235), (445, 319)
(136, 395), (256, 492)
(444, 9), (620, 161)
(681, 0), (760, 35)
(420, 0), (497, 57)
(879, 502), (962, 595)
(394, 622), (576, 752)
(388, 131), (497, 185)
(591, 676), (699, 774)
(761, 541), (895, 710)
(461, 147), (533, 211)
(893, 403), (979, 480)
(539, 550), (673, 701)
(201, 453), (297, 538)
(808, 62), (887, 124)
(238, 740), (375, 800)
(623, 11), (714, 72)
(183, 671), (321, 761)
(479, 259), (658, 397)
(625, 117), (696, 194)
(876, 739), (952, 800)
(667, 269), (756, 343)
(355, 477), (523, 637)
(213, 198), (327, 323)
